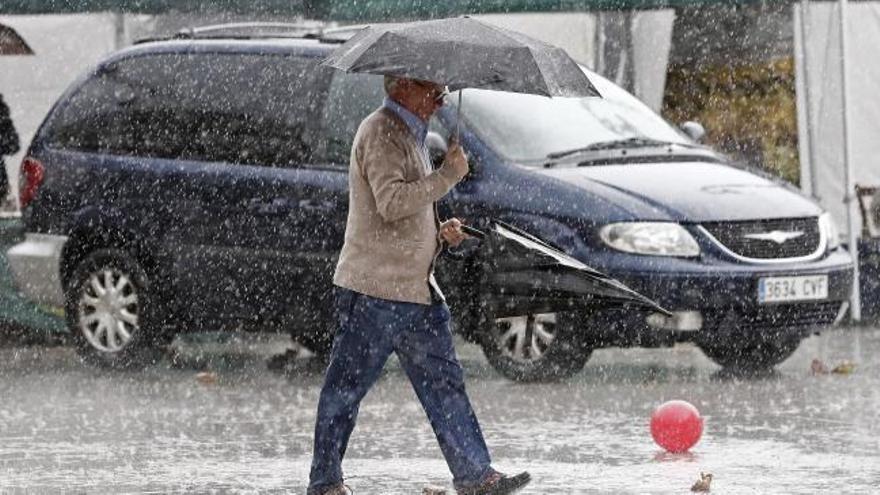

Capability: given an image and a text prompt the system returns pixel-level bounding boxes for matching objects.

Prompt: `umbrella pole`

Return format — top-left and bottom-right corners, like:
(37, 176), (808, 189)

(456, 90), (462, 141)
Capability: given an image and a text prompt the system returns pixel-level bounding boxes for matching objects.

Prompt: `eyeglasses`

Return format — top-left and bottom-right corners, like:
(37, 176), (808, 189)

(411, 79), (449, 101)
(434, 87), (450, 102)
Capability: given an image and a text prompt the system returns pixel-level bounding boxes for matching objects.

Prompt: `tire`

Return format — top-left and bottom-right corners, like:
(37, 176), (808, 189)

(296, 330), (334, 358)
(66, 248), (167, 369)
(479, 310), (592, 382)
(698, 332), (802, 371)
(697, 313), (804, 372)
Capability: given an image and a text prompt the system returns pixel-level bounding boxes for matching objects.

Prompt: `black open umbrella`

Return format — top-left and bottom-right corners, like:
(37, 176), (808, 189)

(321, 17), (600, 137)
(321, 17), (599, 98)
(462, 221), (670, 318)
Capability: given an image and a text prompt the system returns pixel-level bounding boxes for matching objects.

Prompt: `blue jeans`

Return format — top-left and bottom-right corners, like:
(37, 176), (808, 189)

(308, 288), (492, 493)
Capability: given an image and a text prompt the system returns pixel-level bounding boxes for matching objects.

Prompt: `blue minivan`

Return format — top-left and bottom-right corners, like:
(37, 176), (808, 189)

(7, 25), (853, 380)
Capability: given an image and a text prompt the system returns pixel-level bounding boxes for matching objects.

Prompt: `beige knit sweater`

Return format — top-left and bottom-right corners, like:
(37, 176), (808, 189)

(333, 107), (465, 304)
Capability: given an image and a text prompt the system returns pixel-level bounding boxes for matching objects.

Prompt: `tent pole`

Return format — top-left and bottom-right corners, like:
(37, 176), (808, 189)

(838, 0), (861, 321)
(798, 0), (819, 200)
(113, 12), (125, 50)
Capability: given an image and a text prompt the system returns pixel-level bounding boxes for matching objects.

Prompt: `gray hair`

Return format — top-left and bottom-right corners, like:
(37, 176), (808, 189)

(384, 75), (402, 95)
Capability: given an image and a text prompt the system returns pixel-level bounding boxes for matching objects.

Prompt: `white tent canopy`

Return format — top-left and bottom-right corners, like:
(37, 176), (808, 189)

(795, 0), (880, 320)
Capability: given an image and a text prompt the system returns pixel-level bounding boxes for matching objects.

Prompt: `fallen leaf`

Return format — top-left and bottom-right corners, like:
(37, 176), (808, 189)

(691, 472), (713, 493)
(196, 371), (218, 384)
(831, 361), (856, 375)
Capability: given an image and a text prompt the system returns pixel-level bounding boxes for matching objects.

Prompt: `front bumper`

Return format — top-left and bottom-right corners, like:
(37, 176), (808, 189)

(6, 234), (69, 307)
(618, 259), (853, 311)
(587, 249), (854, 345)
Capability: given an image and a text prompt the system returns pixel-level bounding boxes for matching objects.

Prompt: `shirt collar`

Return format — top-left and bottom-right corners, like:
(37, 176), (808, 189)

(383, 97), (428, 145)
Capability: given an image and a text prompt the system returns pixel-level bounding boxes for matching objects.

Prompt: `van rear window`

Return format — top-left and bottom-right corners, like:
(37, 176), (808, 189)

(46, 52), (327, 167)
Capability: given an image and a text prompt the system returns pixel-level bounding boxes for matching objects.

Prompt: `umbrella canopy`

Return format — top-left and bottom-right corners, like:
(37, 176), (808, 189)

(0, 23), (33, 55)
(463, 221), (670, 317)
(321, 17), (599, 98)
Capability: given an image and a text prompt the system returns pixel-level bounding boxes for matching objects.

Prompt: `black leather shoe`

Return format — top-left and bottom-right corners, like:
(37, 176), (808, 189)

(457, 471), (531, 495)
(307, 482), (351, 495)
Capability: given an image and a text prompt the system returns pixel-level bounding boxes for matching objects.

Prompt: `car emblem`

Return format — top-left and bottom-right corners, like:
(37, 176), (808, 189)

(744, 230), (805, 244)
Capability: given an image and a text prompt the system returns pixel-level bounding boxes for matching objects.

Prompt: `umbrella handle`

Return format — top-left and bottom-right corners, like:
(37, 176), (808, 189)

(461, 224), (486, 240)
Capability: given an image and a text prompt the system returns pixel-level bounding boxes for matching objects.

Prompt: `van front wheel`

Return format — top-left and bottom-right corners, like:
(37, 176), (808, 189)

(479, 311), (591, 382)
(698, 332), (802, 371)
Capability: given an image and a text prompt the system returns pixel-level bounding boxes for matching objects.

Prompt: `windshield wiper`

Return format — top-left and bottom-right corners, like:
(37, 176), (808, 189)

(546, 137), (694, 160)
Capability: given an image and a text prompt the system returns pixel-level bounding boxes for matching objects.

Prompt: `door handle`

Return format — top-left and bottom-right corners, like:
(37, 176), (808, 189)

(298, 198), (335, 213)
(247, 197), (293, 216)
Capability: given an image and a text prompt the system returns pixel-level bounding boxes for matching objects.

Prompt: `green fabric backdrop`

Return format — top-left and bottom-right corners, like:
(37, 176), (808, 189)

(1, 0), (776, 18)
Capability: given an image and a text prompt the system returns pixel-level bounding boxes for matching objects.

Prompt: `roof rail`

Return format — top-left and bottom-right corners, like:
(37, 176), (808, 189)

(174, 21), (327, 40)
(133, 20), (367, 46)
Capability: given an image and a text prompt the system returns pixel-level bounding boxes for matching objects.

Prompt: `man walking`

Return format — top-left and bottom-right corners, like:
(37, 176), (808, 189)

(307, 76), (531, 495)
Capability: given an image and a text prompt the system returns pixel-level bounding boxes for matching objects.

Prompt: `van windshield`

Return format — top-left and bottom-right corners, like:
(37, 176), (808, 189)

(454, 69), (691, 163)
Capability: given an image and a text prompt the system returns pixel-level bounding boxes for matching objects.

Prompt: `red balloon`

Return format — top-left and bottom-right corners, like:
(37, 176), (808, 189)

(650, 400), (703, 453)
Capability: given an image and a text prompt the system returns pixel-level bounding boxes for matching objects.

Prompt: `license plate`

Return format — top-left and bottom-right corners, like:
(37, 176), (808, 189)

(758, 275), (828, 303)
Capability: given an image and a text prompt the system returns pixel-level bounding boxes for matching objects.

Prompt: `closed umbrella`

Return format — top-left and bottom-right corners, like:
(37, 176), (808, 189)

(463, 221), (670, 316)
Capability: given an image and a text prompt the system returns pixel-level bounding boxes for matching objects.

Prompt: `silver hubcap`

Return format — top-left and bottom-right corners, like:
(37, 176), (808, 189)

(494, 313), (556, 363)
(78, 269), (139, 353)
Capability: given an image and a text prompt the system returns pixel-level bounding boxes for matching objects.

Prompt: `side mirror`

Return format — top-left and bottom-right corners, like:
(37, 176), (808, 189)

(680, 121), (706, 143)
(426, 131), (448, 170)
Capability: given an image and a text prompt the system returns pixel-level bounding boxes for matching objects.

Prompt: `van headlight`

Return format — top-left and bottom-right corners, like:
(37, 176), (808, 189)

(599, 222), (700, 257)
(818, 212), (840, 250)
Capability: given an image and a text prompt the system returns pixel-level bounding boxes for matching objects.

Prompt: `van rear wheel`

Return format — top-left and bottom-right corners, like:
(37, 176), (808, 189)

(480, 311), (591, 382)
(66, 249), (167, 369)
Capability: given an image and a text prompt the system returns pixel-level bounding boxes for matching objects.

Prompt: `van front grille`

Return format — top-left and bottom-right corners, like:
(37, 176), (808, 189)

(701, 217), (821, 260)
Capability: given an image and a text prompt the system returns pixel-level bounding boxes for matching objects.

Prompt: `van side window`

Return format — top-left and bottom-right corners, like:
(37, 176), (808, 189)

(46, 53), (326, 167)
(318, 72), (385, 165)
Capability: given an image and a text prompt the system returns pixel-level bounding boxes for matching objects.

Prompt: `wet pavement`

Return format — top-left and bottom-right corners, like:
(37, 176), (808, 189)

(0, 325), (878, 494)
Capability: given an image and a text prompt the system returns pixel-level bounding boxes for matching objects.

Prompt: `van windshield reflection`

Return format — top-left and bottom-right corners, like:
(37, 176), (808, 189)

(453, 70), (691, 164)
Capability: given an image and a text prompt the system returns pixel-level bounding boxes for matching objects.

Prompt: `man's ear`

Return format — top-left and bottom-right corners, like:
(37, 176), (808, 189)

(396, 78), (413, 92)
